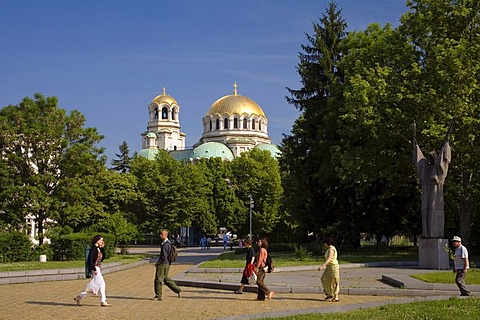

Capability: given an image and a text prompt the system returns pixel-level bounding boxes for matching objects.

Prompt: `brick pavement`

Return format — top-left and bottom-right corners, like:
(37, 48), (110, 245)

(1, 246), (475, 320)
(1, 256), (404, 320)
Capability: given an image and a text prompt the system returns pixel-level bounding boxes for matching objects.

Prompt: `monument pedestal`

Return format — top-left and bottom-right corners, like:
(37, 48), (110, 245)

(418, 238), (449, 269)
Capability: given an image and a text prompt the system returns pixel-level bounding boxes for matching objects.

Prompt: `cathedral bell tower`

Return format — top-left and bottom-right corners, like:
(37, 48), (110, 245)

(141, 87), (186, 152)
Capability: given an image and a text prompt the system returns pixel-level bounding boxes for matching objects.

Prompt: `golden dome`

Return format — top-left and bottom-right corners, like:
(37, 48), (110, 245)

(152, 87), (177, 105)
(206, 83), (265, 117)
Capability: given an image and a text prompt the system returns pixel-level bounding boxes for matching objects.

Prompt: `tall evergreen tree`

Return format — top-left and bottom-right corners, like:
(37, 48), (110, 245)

(111, 140), (132, 173)
(281, 1), (350, 243)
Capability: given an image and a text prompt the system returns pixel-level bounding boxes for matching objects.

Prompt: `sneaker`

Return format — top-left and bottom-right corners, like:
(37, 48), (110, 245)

(74, 295), (82, 306)
(177, 291), (182, 298)
(153, 296), (161, 301)
(100, 302), (112, 307)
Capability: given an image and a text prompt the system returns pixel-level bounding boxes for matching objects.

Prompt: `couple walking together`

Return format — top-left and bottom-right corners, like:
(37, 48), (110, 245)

(236, 238), (275, 300)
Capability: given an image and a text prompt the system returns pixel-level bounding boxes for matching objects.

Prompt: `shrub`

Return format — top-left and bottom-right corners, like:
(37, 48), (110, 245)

(32, 244), (54, 261)
(252, 242), (296, 253)
(0, 231), (32, 262)
(293, 244), (312, 259)
(50, 232), (115, 261)
(305, 241), (325, 256)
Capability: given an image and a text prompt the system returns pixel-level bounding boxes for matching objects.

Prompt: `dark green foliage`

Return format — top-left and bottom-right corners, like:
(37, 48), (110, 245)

(281, 2), (356, 245)
(32, 244), (54, 261)
(110, 140), (132, 173)
(0, 232), (32, 262)
(50, 232), (115, 261)
(253, 243), (296, 253)
(281, 0), (480, 248)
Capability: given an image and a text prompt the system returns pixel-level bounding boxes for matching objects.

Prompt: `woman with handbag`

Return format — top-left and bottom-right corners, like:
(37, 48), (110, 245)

(234, 239), (256, 294)
(74, 235), (111, 307)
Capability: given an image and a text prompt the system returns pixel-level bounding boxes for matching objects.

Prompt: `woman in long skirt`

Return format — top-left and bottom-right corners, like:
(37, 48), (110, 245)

(318, 238), (340, 302)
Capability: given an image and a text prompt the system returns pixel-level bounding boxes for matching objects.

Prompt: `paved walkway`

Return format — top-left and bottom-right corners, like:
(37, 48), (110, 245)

(0, 246), (477, 320)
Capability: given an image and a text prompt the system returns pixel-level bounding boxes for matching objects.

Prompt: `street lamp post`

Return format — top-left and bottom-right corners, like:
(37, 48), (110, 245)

(249, 195), (254, 239)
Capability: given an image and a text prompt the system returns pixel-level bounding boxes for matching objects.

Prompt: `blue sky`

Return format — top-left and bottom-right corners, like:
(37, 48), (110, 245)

(0, 0), (408, 163)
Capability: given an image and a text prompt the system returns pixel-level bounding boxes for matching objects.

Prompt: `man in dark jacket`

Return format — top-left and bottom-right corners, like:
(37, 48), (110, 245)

(153, 229), (182, 301)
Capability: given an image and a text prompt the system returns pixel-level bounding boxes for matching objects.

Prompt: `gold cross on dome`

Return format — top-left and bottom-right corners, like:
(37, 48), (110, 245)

(233, 82), (238, 95)
(163, 87), (167, 95)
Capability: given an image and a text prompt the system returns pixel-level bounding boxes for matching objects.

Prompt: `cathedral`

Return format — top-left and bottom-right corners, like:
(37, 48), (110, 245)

(138, 83), (280, 161)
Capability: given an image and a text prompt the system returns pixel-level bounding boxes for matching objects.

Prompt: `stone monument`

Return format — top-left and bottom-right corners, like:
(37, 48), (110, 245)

(413, 121), (452, 269)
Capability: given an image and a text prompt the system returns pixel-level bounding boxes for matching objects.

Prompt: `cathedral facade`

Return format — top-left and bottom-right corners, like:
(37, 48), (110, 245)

(138, 83), (280, 161)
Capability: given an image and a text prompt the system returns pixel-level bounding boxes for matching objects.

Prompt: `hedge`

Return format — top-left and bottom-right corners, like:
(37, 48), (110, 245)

(0, 231), (32, 263)
(50, 232), (115, 261)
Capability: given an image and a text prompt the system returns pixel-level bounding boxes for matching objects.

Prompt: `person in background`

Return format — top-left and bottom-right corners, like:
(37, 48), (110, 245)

(255, 238), (274, 301)
(223, 233), (229, 250)
(451, 236), (470, 296)
(153, 229), (182, 301)
(74, 235), (111, 307)
(207, 236), (212, 250)
(175, 234), (181, 248)
(200, 235), (207, 250)
(318, 238), (340, 302)
(235, 239), (255, 294)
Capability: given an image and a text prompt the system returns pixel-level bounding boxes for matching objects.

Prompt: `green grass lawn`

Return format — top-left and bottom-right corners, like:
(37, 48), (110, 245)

(0, 254), (150, 272)
(257, 297), (480, 320)
(411, 269), (480, 285)
(200, 246), (418, 268)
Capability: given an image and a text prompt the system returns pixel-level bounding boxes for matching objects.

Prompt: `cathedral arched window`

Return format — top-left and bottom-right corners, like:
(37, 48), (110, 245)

(209, 120), (212, 131)
(216, 119), (220, 130)
(243, 118), (247, 129)
(171, 109), (176, 120)
(162, 107), (168, 119)
(233, 118), (238, 129)
(259, 121), (262, 131)
(252, 119), (256, 130)
(224, 118), (229, 129)
(154, 108), (159, 120)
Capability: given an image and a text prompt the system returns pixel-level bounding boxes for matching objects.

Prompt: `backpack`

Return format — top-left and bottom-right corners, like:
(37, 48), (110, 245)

(168, 243), (178, 263)
(85, 245), (92, 278)
(265, 253), (274, 273)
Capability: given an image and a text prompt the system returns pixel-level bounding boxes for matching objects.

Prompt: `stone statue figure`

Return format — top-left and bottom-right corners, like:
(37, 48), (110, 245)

(413, 121), (452, 238)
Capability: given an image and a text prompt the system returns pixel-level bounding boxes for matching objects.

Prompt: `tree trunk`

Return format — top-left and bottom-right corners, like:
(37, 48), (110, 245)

(458, 171), (473, 246)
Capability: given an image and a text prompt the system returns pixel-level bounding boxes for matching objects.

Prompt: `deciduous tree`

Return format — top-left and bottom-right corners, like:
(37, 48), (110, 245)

(0, 93), (105, 244)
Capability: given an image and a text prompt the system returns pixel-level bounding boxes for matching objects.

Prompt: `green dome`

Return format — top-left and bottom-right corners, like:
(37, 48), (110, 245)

(193, 142), (234, 161)
(137, 148), (159, 160)
(169, 149), (195, 161)
(254, 143), (281, 158)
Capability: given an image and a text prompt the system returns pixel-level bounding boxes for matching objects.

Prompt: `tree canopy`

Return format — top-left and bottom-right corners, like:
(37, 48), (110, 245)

(281, 0), (480, 247)
(0, 93), (105, 244)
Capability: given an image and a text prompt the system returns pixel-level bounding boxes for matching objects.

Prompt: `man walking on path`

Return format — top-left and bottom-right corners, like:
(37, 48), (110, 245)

(452, 236), (470, 296)
(154, 230), (182, 300)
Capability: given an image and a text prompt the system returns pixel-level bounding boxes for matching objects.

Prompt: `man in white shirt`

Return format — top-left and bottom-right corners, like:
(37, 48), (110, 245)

(452, 236), (470, 296)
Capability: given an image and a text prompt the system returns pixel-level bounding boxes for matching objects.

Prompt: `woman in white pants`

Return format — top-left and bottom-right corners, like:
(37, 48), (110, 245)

(74, 235), (111, 307)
